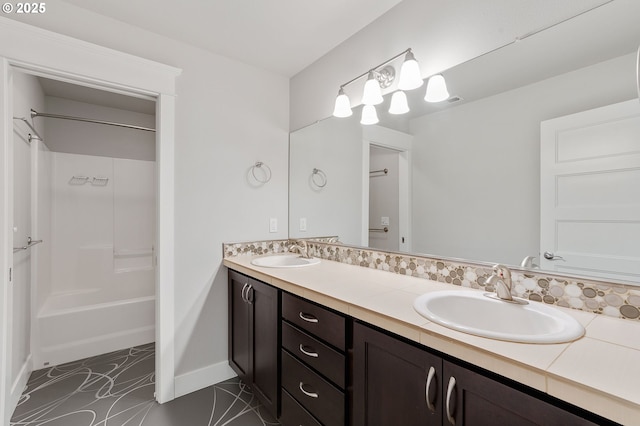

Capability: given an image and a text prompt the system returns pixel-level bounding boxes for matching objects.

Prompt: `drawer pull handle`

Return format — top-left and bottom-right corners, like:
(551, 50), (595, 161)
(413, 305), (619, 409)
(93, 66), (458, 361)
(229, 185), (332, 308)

(246, 285), (253, 304)
(299, 344), (319, 358)
(446, 376), (456, 425)
(425, 366), (436, 412)
(299, 382), (319, 398)
(299, 312), (319, 323)
(241, 283), (249, 302)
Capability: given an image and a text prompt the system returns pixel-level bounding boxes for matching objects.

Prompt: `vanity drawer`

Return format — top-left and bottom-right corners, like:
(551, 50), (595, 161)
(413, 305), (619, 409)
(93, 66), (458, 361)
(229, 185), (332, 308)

(282, 292), (346, 351)
(282, 321), (345, 389)
(280, 389), (322, 426)
(282, 350), (344, 426)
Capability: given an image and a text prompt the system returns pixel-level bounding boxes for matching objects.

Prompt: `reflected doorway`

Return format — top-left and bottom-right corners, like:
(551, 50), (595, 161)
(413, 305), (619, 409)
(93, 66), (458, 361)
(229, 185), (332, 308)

(369, 145), (400, 251)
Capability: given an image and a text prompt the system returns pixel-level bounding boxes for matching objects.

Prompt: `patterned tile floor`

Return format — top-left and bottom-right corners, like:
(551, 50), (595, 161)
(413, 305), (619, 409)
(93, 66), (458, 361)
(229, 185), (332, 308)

(11, 343), (280, 426)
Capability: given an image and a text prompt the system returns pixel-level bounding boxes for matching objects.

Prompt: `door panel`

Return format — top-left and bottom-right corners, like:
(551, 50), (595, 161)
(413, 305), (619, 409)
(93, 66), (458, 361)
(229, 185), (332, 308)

(443, 360), (597, 426)
(228, 271), (250, 380)
(540, 99), (640, 282)
(352, 322), (442, 426)
(250, 279), (278, 412)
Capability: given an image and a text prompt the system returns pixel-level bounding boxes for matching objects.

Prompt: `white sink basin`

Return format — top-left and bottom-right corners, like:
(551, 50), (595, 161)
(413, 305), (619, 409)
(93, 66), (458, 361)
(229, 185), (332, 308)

(251, 254), (320, 268)
(413, 290), (585, 344)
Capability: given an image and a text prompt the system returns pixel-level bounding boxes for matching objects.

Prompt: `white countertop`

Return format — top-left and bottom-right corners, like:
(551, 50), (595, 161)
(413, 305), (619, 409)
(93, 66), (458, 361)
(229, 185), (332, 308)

(223, 255), (640, 425)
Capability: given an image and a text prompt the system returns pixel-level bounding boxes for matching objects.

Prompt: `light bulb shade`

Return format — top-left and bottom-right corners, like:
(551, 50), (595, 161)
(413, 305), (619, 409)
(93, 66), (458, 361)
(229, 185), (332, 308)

(332, 88), (352, 117)
(425, 74), (450, 102)
(362, 71), (384, 105)
(360, 104), (379, 125)
(398, 51), (423, 91)
(389, 91), (409, 115)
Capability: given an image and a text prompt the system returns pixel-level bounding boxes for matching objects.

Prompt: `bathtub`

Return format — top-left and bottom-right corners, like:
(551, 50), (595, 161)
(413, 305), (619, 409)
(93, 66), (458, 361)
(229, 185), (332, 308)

(34, 294), (155, 368)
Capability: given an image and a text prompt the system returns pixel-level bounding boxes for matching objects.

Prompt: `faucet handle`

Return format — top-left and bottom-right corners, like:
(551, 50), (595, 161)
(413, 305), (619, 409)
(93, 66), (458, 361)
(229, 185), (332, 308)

(492, 264), (510, 277)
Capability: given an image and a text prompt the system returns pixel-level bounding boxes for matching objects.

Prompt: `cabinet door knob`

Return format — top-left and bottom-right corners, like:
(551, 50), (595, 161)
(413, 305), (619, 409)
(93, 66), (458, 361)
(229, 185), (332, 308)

(299, 344), (319, 358)
(446, 376), (456, 425)
(425, 366), (436, 412)
(299, 312), (319, 323)
(299, 382), (319, 398)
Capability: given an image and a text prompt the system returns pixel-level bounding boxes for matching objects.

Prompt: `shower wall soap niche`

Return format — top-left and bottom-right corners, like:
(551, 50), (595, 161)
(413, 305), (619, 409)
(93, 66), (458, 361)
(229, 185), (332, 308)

(91, 177), (109, 186)
(69, 175), (109, 186)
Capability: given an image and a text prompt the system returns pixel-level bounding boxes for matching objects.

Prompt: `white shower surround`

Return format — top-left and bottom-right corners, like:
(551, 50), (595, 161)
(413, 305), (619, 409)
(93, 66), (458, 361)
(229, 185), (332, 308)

(31, 152), (156, 368)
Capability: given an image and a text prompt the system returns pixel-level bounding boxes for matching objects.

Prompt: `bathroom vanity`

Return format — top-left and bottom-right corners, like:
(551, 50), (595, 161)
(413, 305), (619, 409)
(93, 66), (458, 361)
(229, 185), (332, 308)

(225, 254), (637, 425)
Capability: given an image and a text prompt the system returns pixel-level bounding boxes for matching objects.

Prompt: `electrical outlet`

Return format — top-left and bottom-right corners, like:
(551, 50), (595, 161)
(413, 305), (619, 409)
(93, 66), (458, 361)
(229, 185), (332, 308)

(269, 217), (278, 233)
(299, 218), (307, 232)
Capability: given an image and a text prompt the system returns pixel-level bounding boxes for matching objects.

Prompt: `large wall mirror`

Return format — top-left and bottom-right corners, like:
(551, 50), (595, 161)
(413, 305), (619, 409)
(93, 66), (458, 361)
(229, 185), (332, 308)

(289, 2), (640, 286)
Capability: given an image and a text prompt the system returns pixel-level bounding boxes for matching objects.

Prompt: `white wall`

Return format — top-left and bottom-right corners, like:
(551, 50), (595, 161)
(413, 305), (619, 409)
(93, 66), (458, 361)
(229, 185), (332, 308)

(11, 71), (44, 406)
(289, 117), (363, 243)
(5, 0), (289, 389)
(43, 96), (156, 161)
(409, 53), (638, 265)
(290, 0), (610, 130)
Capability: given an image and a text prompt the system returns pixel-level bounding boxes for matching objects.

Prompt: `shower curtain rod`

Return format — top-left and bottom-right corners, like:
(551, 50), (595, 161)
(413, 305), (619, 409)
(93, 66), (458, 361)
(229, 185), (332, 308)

(13, 116), (44, 142)
(31, 109), (156, 133)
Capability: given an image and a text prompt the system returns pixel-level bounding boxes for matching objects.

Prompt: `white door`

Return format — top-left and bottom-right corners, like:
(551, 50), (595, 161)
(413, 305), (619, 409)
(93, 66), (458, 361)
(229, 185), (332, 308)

(540, 99), (640, 282)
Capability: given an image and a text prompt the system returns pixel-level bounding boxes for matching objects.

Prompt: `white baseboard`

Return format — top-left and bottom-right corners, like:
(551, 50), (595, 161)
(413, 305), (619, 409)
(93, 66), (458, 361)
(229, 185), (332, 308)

(8, 354), (32, 421)
(37, 326), (155, 369)
(174, 360), (235, 399)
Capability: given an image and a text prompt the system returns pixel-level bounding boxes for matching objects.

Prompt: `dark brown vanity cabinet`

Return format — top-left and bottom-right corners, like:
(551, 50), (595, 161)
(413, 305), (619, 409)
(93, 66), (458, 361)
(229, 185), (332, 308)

(228, 270), (279, 418)
(353, 321), (603, 426)
(227, 268), (611, 426)
(442, 361), (599, 426)
(279, 292), (348, 426)
(352, 321), (442, 426)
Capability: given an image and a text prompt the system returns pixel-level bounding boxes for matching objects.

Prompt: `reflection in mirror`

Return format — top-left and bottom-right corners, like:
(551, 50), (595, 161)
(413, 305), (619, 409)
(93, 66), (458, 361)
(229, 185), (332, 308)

(289, 1), (640, 285)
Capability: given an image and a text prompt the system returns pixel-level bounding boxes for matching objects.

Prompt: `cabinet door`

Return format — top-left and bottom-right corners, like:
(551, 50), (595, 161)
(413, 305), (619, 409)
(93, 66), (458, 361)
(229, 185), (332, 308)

(443, 360), (598, 426)
(352, 322), (443, 426)
(228, 270), (251, 382)
(249, 278), (279, 416)
(228, 270), (280, 418)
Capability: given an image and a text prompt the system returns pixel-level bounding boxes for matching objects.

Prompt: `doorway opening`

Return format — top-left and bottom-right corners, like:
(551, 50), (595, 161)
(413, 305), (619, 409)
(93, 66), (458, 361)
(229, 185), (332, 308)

(0, 27), (178, 423)
(369, 145), (400, 252)
(15, 72), (157, 373)
(361, 126), (412, 252)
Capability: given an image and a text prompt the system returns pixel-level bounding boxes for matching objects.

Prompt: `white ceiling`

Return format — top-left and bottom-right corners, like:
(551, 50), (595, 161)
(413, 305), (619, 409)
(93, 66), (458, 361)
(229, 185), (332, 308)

(61, 0), (404, 77)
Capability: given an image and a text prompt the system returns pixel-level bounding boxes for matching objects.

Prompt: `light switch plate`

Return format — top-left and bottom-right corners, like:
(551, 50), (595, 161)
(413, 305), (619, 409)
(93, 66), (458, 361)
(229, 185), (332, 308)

(269, 217), (278, 233)
(381, 216), (390, 226)
(299, 218), (307, 231)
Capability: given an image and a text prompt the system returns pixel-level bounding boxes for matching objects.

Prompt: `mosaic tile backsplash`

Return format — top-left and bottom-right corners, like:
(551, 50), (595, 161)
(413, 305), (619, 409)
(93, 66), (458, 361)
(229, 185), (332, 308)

(223, 239), (640, 321)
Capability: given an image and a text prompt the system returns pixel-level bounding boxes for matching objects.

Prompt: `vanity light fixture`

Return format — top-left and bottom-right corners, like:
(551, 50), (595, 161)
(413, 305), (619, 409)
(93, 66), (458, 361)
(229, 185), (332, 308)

(331, 48), (450, 122)
(332, 87), (352, 117)
(397, 50), (423, 90)
(332, 48), (419, 119)
(389, 90), (409, 114)
(362, 70), (384, 105)
(360, 104), (379, 125)
(424, 74), (450, 102)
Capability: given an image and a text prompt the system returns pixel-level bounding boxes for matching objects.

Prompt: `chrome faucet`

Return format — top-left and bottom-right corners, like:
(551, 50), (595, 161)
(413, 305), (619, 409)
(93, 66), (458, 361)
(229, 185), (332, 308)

(288, 240), (311, 259)
(485, 264), (514, 302)
(519, 255), (538, 269)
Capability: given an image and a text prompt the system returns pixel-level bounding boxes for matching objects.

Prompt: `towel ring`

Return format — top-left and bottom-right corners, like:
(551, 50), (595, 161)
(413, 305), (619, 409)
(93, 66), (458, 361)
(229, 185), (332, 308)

(251, 161), (272, 183)
(311, 168), (327, 188)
